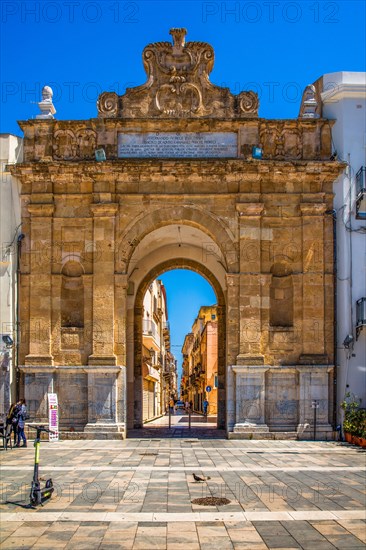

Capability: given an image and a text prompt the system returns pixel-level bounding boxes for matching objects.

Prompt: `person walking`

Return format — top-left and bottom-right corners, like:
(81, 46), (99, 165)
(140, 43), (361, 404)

(169, 398), (175, 415)
(6, 402), (20, 446)
(15, 399), (27, 448)
(185, 400), (190, 413)
(203, 398), (209, 418)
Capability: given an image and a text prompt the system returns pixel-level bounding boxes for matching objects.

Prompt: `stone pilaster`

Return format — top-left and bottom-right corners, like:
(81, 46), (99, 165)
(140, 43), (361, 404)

(25, 204), (54, 365)
(20, 365), (54, 421)
(114, 274), (128, 427)
(216, 304), (226, 430)
(300, 203), (327, 363)
(226, 273), (240, 430)
(297, 365), (333, 440)
(236, 202), (264, 365)
(88, 203), (118, 365)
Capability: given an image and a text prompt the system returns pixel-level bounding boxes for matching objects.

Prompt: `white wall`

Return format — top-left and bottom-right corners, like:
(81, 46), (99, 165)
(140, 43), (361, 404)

(321, 73), (366, 412)
(0, 134), (23, 416)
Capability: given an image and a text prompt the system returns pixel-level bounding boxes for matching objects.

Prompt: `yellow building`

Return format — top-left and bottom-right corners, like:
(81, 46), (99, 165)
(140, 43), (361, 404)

(181, 306), (218, 414)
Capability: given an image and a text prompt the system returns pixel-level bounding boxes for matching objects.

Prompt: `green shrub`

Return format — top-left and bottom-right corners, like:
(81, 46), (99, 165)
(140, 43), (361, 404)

(341, 393), (366, 437)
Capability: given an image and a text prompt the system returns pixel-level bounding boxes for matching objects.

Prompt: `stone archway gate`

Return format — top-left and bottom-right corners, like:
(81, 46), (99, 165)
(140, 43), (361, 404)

(11, 28), (344, 439)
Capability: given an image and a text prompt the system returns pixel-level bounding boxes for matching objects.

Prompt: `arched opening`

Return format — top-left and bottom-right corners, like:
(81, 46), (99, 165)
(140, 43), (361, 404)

(131, 260), (226, 433)
(61, 260), (84, 328)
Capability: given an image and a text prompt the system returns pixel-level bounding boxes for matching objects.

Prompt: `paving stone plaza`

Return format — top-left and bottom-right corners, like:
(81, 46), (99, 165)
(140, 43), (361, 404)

(0, 415), (365, 549)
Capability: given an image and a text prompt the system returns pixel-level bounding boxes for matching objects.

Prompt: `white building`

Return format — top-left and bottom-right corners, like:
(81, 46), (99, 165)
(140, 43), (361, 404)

(316, 73), (366, 416)
(142, 279), (176, 421)
(0, 134), (23, 417)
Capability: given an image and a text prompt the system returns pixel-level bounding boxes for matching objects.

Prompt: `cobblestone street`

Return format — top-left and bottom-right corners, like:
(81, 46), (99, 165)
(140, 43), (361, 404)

(0, 425), (365, 549)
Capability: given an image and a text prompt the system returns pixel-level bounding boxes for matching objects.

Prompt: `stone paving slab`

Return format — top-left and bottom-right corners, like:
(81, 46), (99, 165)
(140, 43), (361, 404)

(0, 439), (365, 549)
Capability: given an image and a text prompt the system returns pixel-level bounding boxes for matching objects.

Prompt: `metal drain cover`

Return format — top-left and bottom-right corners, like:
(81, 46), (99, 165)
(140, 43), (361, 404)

(192, 497), (231, 506)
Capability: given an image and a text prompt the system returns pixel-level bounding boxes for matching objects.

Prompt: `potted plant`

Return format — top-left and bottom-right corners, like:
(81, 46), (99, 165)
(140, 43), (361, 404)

(341, 393), (366, 447)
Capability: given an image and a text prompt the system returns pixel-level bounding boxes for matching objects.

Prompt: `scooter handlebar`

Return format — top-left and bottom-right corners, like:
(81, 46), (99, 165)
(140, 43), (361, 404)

(28, 424), (55, 434)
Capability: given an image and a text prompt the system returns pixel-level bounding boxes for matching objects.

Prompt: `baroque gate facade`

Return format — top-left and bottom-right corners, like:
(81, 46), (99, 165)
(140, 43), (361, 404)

(12, 29), (343, 438)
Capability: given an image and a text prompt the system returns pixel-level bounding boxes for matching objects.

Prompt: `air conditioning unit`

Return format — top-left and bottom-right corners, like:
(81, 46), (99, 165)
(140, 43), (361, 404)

(355, 167), (366, 219)
(356, 297), (366, 339)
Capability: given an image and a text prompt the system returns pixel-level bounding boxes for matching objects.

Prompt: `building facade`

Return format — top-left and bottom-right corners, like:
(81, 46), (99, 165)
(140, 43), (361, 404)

(300, 73), (366, 414)
(142, 279), (176, 421)
(11, 29), (344, 438)
(0, 134), (23, 417)
(181, 306), (218, 414)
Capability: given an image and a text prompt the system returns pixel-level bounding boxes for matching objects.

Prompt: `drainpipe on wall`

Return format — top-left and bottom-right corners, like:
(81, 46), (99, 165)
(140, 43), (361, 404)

(326, 209), (337, 430)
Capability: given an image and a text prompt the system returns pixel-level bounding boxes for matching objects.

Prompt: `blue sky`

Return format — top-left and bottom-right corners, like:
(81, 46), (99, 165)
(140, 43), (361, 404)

(1, 1), (365, 135)
(1, 1), (365, 378)
(159, 270), (217, 368)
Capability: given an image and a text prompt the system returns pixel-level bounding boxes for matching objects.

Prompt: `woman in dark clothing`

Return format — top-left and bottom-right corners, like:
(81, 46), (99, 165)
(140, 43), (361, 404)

(6, 402), (20, 445)
(15, 399), (27, 448)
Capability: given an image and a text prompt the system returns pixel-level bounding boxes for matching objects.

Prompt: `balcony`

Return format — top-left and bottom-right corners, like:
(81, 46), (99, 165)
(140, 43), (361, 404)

(142, 319), (160, 350)
(356, 297), (366, 339)
(356, 167), (366, 219)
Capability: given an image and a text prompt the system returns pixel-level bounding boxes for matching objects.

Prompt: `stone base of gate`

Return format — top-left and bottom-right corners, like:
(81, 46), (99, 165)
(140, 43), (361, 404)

(61, 423), (126, 440)
(20, 364), (126, 440)
(230, 364), (335, 441)
(296, 422), (334, 441)
(228, 431), (298, 440)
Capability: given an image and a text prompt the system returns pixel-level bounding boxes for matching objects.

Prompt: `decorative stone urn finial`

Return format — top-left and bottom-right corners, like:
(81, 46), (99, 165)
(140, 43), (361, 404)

(169, 28), (187, 53)
(300, 84), (319, 119)
(36, 85), (56, 119)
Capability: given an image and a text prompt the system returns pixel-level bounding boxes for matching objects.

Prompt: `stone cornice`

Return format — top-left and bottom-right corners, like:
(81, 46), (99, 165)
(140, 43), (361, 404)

(10, 159), (346, 176)
(321, 83), (366, 103)
(232, 365), (269, 373)
(90, 203), (119, 217)
(27, 204), (54, 217)
(19, 364), (124, 373)
(300, 203), (327, 216)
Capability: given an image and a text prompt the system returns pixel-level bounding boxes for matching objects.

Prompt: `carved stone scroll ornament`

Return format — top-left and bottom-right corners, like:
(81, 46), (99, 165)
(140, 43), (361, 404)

(97, 29), (258, 119)
(237, 91), (259, 116)
(97, 92), (119, 117)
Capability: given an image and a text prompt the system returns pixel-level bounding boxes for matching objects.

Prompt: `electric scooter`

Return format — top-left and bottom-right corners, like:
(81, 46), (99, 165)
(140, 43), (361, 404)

(29, 425), (54, 507)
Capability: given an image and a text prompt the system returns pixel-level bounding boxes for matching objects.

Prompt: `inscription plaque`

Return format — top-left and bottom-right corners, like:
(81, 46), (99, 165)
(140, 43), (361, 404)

(118, 132), (237, 158)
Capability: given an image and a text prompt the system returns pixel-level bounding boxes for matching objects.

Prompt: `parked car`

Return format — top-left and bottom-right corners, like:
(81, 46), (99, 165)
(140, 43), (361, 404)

(175, 400), (185, 410)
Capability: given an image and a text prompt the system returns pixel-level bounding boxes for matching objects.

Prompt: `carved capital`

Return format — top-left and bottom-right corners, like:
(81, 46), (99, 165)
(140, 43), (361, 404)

(236, 203), (264, 216)
(28, 204), (54, 217)
(236, 354), (265, 366)
(88, 354), (117, 366)
(90, 203), (119, 217)
(300, 203), (327, 216)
